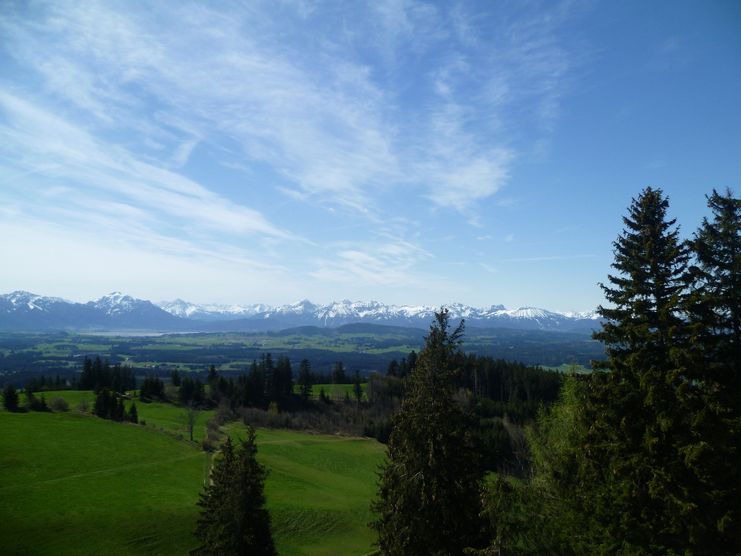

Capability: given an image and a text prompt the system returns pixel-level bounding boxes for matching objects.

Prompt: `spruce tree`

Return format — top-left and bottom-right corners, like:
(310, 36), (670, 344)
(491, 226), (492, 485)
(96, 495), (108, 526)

(3, 384), (19, 411)
(687, 188), (741, 373)
(371, 310), (484, 555)
(680, 188), (741, 551)
(128, 402), (139, 424)
(297, 359), (313, 402)
(594, 186), (689, 370)
(194, 428), (276, 556)
(588, 187), (692, 551)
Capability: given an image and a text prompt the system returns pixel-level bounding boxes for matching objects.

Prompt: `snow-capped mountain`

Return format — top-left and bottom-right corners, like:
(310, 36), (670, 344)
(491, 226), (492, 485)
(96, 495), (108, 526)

(158, 299), (272, 320)
(155, 298), (601, 332)
(0, 290), (601, 333)
(0, 291), (182, 331)
(87, 292), (182, 328)
(0, 290), (69, 313)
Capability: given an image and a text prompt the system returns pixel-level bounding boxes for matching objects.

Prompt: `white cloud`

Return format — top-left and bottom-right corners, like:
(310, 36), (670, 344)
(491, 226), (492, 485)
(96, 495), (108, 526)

(0, 92), (290, 240)
(0, 1), (583, 305)
(310, 238), (433, 288)
(1, 1), (576, 217)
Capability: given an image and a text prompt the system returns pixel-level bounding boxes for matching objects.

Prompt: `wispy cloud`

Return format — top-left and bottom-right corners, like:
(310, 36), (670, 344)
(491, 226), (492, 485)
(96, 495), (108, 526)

(0, 91), (290, 240)
(0, 0), (583, 304)
(1, 1), (577, 217)
(311, 238), (433, 288)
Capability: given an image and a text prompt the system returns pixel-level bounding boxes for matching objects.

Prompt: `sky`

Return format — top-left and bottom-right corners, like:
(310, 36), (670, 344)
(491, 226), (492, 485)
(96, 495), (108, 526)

(1, 0), (739, 312)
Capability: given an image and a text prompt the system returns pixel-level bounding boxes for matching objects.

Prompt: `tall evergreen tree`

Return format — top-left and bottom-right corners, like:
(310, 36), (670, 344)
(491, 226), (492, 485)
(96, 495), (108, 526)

(194, 429), (276, 556)
(3, 384), (19, 411)
(352, 370), (363, 406)
(594, 186), (689, 370)
(587, 187), (693, 551)
(128, 402), (139, 424)
(331, 361), (346, 384)
(687, 187), (741, 373)
(297, 359), (313, 402)
(371, 310), (484, 555)
(679, 187), (741, 550)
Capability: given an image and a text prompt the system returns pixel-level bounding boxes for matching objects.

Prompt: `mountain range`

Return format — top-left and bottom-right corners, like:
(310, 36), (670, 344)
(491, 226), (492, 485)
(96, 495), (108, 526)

(0, 291), (601, 333)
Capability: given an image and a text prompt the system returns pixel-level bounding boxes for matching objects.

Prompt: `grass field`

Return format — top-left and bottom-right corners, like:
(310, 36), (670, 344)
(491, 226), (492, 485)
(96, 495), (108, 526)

(22, 390), (217, 443)
(0, 411), (210, 555)
(225, 424), (385, 555)
(294, 382), (368, 402)
(0, 406), (385, 555)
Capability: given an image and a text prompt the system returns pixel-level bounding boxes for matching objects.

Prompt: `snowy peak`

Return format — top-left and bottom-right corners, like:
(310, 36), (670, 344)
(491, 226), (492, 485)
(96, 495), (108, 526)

(157, 299), (270, 321)
(0, 291), (67, 313)
(154, 298), (601, 332)
(90, 292), (150, 315)
(157, 298), (197, 318)
(0, 290), (601, 333)
(499, 307), (558, 319)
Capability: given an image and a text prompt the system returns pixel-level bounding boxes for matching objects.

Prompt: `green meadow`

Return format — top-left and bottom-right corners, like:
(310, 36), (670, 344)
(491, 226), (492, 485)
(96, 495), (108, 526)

(295, 382), (368, 401)
(0, 411), (209, 555)
(0, 398), (385, 555)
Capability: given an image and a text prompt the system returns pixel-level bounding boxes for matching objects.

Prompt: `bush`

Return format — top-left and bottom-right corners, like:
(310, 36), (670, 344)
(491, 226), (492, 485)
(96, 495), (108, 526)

(49, 397), (70, 412)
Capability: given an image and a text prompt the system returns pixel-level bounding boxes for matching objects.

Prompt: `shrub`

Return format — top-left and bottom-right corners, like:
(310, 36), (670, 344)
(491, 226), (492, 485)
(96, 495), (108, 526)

(49, 397), (70, 412)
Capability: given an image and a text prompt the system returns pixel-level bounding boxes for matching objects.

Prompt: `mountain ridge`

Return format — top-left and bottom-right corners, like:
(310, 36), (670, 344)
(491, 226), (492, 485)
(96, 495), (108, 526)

(0, 290), (601, 333)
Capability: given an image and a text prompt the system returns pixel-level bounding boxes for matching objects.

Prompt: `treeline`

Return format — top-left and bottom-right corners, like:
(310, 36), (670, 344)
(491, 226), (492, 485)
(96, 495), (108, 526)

(79, 356), (136, 392)
(21, 356), (139, 393)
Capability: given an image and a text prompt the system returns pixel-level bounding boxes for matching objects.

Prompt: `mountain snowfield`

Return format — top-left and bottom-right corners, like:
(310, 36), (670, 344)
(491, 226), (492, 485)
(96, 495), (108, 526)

(0, 290), (601, 333)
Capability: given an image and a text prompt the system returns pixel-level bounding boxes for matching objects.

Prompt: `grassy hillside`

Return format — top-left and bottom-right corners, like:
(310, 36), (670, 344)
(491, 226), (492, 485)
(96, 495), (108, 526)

(0, 411), (209, 555)
(21, 390), (216, 442)
(238, 427), (384, 555)
(0, 407), (385, 555)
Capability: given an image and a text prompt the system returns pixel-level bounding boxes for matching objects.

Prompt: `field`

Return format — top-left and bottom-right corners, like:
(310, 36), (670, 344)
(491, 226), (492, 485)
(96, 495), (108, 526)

(0, 401), (385, 555)
(0, 411), (210, 555)
(295, 382), (368, 402)
(22, 390), (217, 443)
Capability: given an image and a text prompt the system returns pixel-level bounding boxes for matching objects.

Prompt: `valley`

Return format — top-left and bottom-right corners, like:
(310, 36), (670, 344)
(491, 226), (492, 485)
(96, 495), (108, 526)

(0, 325), (601, 386)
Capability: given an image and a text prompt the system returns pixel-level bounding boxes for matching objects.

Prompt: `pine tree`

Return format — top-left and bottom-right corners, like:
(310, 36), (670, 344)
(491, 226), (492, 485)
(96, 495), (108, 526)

(680, 188), (741, 550)
(588, 187), (693, 551)
(353, 370), (363, 406)
(128, 402), (139, 424)
(194, 429), (276, 555)
(331, 361), (346, 384)
(371, 309), (484, 555)
(687, 188), (741, 374)
(297, 359), (313, 402)
(3, 384), (19, 411)
(594, 186), (689, 370)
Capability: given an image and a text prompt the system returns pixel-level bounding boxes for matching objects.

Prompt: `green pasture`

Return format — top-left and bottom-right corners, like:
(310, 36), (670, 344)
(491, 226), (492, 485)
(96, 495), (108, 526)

(294, 382), (368, 401)
(225, 425), (385, 555)
(540, 363), (591, 373)
(0, 407), (385, 555)
(0, 411), (210, 555)
(28, 389), (95, 409)
(24, 390), (216, 443)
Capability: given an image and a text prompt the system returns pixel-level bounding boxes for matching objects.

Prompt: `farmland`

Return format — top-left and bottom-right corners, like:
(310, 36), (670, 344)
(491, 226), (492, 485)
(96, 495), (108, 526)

(0, 325), (602, 387)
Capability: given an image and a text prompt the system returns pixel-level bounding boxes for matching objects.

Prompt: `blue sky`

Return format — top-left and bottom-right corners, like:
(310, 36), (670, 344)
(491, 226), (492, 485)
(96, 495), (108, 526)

(1, 1), (739, 311)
